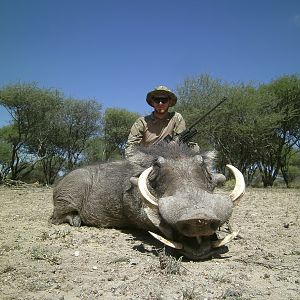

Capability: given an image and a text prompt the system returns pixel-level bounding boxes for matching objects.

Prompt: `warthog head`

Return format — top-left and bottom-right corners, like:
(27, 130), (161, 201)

(131, 144), (245, 260)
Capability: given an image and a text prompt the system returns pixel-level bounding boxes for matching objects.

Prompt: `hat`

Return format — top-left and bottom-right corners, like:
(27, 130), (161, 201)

(146, 85), (177, 107)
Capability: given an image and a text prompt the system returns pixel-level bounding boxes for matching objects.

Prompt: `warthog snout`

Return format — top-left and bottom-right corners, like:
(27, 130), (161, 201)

(176, 212), (221, 237)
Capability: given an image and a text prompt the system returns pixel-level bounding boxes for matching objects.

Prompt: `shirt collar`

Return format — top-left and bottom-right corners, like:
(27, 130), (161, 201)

(150, 111), (172, 121)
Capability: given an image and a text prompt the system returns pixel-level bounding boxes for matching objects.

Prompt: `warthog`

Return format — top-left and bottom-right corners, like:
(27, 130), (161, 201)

(51, 143), (245, 260)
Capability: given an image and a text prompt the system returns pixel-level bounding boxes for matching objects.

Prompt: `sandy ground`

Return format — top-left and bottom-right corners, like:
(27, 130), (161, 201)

(0, 186), (299, 300)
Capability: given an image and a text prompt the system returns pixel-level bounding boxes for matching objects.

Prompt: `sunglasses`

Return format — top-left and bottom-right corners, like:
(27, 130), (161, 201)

(153, 97), (170, 104)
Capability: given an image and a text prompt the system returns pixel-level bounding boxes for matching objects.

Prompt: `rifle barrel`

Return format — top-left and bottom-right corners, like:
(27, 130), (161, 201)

(189, 97), (227, 129)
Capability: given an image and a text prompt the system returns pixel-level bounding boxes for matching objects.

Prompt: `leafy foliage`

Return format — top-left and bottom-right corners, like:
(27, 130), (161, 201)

(259, 75), (300, 187)
(0, 83), (63, 180)
(81, 137), (107, 164)
(103, 108), (140, 160)
(0, 138), (11, 183)
(0, 83), (102, 184)
(59, 98), (102, 170)
(176, 74), (300, 187)
(0, 75), (299, 187)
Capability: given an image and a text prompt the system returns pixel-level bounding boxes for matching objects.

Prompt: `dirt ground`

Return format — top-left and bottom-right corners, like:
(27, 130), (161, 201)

(0, 186), (299, 300)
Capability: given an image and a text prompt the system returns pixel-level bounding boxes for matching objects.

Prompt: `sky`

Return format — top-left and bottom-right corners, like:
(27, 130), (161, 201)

(1, 0), (300, 126)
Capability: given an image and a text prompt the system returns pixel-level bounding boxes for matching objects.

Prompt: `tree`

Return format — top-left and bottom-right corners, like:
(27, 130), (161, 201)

(36, 117), (67, 185)
(0, 82), (104, 184)
(103, 108), (140, 160)
(81, 137), (107, 164)
(24, 96), (103, 183)
(287, 151), (300, 185)
(259, 75), (300, 187)
(0, 82), (62, 180)
(209, 84), (263, 180)
(176, 74), (231, 150)
(59, 98), (102, 170)
(176, 74), (300, 187)
(0, 138), (11, 183)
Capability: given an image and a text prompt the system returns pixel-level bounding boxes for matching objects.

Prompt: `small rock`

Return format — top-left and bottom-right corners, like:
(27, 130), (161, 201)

(74, 251), (80, 257)
(129, 259), (138, 265)
(223, 289), (242, 298)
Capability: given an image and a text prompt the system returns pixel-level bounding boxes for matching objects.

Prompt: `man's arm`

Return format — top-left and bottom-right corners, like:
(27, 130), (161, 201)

(173, 112), (186, 139)
(124, 118), (145, 159)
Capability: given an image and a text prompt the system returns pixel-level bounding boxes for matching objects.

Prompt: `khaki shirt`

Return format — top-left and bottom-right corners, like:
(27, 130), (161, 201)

(125, 111), (186, 158)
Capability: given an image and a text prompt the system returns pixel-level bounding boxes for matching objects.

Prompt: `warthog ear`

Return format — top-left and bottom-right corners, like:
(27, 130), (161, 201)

(213, 173), (226, 187)
(202, 150), (217, 171)
(193, 155), (203, 164)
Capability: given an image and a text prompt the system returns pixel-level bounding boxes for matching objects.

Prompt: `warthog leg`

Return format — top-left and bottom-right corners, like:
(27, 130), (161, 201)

(52, 212), (82, 227)
(65, 214), (82, 227)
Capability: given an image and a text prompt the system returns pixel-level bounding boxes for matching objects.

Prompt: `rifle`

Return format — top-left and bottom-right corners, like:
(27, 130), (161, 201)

(165, 97), (228, 144)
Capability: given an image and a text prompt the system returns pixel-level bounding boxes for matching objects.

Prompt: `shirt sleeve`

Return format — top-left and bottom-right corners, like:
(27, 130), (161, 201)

(173, 112), (186, 136)
(124, 118), (145, 159)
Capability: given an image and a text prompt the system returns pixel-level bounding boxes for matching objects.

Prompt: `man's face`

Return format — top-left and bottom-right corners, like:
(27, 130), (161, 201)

(151, 95), (170, 114)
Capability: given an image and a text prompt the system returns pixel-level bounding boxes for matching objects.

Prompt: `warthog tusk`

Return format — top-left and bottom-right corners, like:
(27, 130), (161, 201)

(138, 167), (158, 207)
(226, 164), (245, 204)
(148, 231), (183, 249)
(211, 231), (239, 248)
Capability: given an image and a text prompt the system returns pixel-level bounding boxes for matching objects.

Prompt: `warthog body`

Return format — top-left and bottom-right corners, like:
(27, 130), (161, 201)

(51, 143), (245, 259)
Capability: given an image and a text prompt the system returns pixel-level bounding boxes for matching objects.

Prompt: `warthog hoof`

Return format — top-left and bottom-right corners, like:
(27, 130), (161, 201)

(65, 214), (82, 227)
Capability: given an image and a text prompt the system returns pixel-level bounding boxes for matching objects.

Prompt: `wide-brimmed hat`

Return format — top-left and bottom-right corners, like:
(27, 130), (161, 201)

(146, 85), (177, 107)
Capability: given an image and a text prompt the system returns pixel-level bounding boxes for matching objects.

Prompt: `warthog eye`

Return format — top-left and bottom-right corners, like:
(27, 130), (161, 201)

(148, 169), (158, 182)
(153, 156), (165, 168)
(149, 157), (165, 182)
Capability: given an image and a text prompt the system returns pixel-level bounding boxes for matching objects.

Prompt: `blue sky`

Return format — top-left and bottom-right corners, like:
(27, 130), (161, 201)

(1, 0), (300, 126)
